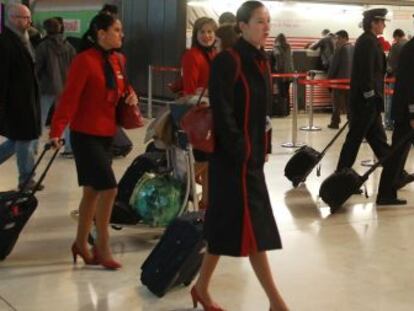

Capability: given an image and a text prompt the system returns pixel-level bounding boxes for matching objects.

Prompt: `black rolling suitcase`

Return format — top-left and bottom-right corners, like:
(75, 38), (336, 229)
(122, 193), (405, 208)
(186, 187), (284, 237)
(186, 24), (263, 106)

(140, 211), (206, 297)
(320, 130), (414, 214)
(285, 121), (349, 187)
(112, 126), (133, 157)
(271, 94), (289, 117)
(0, 143), (60, 260)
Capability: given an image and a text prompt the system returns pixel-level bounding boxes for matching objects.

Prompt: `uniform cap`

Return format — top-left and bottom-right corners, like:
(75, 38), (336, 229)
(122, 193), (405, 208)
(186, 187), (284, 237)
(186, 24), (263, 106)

(363, 8), (389, 21)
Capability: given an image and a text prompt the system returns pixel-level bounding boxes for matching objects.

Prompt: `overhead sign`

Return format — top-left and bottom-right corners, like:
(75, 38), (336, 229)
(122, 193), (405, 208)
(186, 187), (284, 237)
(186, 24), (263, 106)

(63, 19), (81, 33)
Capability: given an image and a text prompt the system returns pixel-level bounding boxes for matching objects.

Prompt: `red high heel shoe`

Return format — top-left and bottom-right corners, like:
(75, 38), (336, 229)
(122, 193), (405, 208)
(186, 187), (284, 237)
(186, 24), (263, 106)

(71, 242), (98, 265)
(190, 286), (224, 311)
(92, 247), (122, 270)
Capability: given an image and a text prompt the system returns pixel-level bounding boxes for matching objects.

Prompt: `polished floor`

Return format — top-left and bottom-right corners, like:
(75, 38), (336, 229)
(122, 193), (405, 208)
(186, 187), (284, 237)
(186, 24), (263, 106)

(1, 113), (414, 311)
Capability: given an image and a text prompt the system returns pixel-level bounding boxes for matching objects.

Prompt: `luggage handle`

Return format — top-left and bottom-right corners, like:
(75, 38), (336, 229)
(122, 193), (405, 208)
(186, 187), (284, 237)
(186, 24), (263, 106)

(17, 139), (64, 197)
(361, 130), (414, 181)
(320, 121), (349, 156)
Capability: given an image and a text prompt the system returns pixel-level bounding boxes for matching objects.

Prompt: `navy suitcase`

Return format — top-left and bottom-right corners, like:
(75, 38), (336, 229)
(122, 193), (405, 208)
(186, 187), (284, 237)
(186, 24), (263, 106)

(140, 211), (206, 297)
(0, 143), (60, 260)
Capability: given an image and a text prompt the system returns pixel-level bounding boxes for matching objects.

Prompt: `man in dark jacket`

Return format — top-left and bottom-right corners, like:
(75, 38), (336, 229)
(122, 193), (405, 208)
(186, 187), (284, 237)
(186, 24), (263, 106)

(0, 3), (42, 190)
(384, 29), (408, 130)
(335, 8), (413, 201)
(327, 30), (354, 129)
(36, 17), (76, 156)
(377, 33), (414, 205)
(310, 29), (335, 71)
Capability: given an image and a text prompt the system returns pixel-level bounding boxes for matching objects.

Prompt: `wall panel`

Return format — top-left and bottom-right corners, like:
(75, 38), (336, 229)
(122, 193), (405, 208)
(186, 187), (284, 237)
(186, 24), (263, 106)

(122, 0), (186, 98)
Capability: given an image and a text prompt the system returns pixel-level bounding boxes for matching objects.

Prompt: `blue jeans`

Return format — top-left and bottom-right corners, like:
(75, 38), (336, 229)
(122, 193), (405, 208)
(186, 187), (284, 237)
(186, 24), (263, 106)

(41, 95), (55, 128)
(39, 95), (72, 153)
(0, 139), (36, 185)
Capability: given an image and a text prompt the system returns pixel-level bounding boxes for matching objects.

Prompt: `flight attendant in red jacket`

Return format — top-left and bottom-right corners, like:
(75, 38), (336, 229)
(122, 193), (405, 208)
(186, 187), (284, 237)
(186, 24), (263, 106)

(181, 17), (217, 210)
(49, 14), (138, 270)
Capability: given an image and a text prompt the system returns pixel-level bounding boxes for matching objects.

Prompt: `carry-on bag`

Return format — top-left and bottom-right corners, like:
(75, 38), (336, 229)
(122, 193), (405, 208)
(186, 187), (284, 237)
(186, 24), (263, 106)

(130, 172), (183, 227)
(140, 211), (206, 297)
(285, 121), (349, 187)
(319, 130), (414, 214)
(0, 142), (61, 260)
(271, 94), (289, 117)
(111, 151), (167, 225)
(112, 126), (133, 157)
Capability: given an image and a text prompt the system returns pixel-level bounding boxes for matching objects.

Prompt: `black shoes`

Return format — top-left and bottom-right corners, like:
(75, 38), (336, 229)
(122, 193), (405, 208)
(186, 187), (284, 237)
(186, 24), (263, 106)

(376, 197), (407, 205)
(395, 171), (414, 190)
(352, 188), (363, 195)
(60, 151), (74, 159)
(327, 123), (339, 129)
(18, 180), (45, 192)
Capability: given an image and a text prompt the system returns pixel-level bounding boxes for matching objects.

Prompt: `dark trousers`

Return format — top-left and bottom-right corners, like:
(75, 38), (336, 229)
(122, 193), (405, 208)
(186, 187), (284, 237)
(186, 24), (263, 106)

(330, 89), (349, 126)
(377, 121), (412, 199)
(277, 81), (291, 112)
(337, 106), (389, 171)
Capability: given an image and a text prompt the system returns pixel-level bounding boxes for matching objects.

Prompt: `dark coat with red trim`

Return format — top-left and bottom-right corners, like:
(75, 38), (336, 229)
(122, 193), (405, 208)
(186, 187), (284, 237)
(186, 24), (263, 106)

(182, 46), (216, 95)
(205, 38), (282, 257)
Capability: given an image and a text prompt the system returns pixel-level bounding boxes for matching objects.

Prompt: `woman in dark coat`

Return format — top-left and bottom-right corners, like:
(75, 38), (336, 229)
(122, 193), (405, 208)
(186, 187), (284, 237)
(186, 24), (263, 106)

(272, 33), (294, 115)
(190, 2), (288, 311)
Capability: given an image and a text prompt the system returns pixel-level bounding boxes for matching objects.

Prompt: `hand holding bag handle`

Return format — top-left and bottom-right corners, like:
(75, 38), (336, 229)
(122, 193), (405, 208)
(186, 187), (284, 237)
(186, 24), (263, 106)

(116, 54), (144, 129)
(180, 87), (215, 153)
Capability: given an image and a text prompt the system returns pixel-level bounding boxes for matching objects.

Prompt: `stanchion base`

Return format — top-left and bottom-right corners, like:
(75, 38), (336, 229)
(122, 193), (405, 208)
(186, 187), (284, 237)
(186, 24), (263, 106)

(281, 142), (306, 148)
(361, 159), (375, 167)
(300, 126), (322, 131)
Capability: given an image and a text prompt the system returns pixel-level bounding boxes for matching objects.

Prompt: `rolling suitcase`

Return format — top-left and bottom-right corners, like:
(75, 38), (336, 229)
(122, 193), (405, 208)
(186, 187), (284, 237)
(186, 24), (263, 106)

(0, 143), (60, 260)
(320, 130), (414, 214)
(140, 211), (206, 297)
(112, 126), (133, 157)
(285, 121), (348, 187)
(271, 94), (289, 117)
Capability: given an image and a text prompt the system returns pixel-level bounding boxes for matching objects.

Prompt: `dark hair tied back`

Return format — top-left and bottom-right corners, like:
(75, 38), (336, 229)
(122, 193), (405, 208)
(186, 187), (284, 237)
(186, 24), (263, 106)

(235, 0), (264, 33)
(89, 13), (116, 42)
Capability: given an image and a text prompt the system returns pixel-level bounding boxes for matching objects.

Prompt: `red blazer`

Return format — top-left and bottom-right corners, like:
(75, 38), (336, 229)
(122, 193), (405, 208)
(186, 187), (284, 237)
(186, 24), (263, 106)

(182, 46), (216, 95)
(50, 48), (128, 138)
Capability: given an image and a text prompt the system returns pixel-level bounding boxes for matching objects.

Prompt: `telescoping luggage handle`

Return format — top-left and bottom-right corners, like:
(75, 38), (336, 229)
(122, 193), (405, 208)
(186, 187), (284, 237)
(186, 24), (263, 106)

(314, 121), (349, 176)
(17, 139), (65, 197)
(320, 121), (349, 156)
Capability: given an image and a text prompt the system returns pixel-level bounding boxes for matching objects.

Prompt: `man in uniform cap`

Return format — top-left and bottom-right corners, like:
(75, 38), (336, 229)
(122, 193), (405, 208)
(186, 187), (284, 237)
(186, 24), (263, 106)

(377, 16), (414, 205)
(333, 8), (414, 206)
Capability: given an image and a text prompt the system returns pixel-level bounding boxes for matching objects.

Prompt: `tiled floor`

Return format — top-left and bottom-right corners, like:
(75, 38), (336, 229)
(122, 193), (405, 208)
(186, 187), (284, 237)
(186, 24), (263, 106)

(1, 113), (414, 311)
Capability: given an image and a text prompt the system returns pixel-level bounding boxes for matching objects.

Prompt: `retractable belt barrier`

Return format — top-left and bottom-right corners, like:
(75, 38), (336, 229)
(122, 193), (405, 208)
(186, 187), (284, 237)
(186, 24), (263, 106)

(272, 73), (307, 148)
(145, 65), (181, 118)
(297, 76), (394, 168)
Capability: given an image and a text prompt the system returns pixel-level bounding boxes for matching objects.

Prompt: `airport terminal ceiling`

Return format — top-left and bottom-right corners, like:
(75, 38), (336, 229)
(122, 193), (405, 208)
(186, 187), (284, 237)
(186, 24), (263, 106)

(24, 0), (414, 9)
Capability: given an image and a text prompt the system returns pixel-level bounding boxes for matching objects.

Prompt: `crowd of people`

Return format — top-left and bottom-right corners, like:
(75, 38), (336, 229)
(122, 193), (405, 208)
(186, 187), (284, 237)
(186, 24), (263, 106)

(3, 1), (414, 310)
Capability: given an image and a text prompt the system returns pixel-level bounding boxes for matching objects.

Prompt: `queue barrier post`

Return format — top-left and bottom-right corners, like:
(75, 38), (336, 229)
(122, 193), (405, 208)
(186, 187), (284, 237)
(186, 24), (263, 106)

(147, 65), (153, 119)
(300, 70), (321, 132)
(281, 72), (305, 148)
(144, 65), (181, 118)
